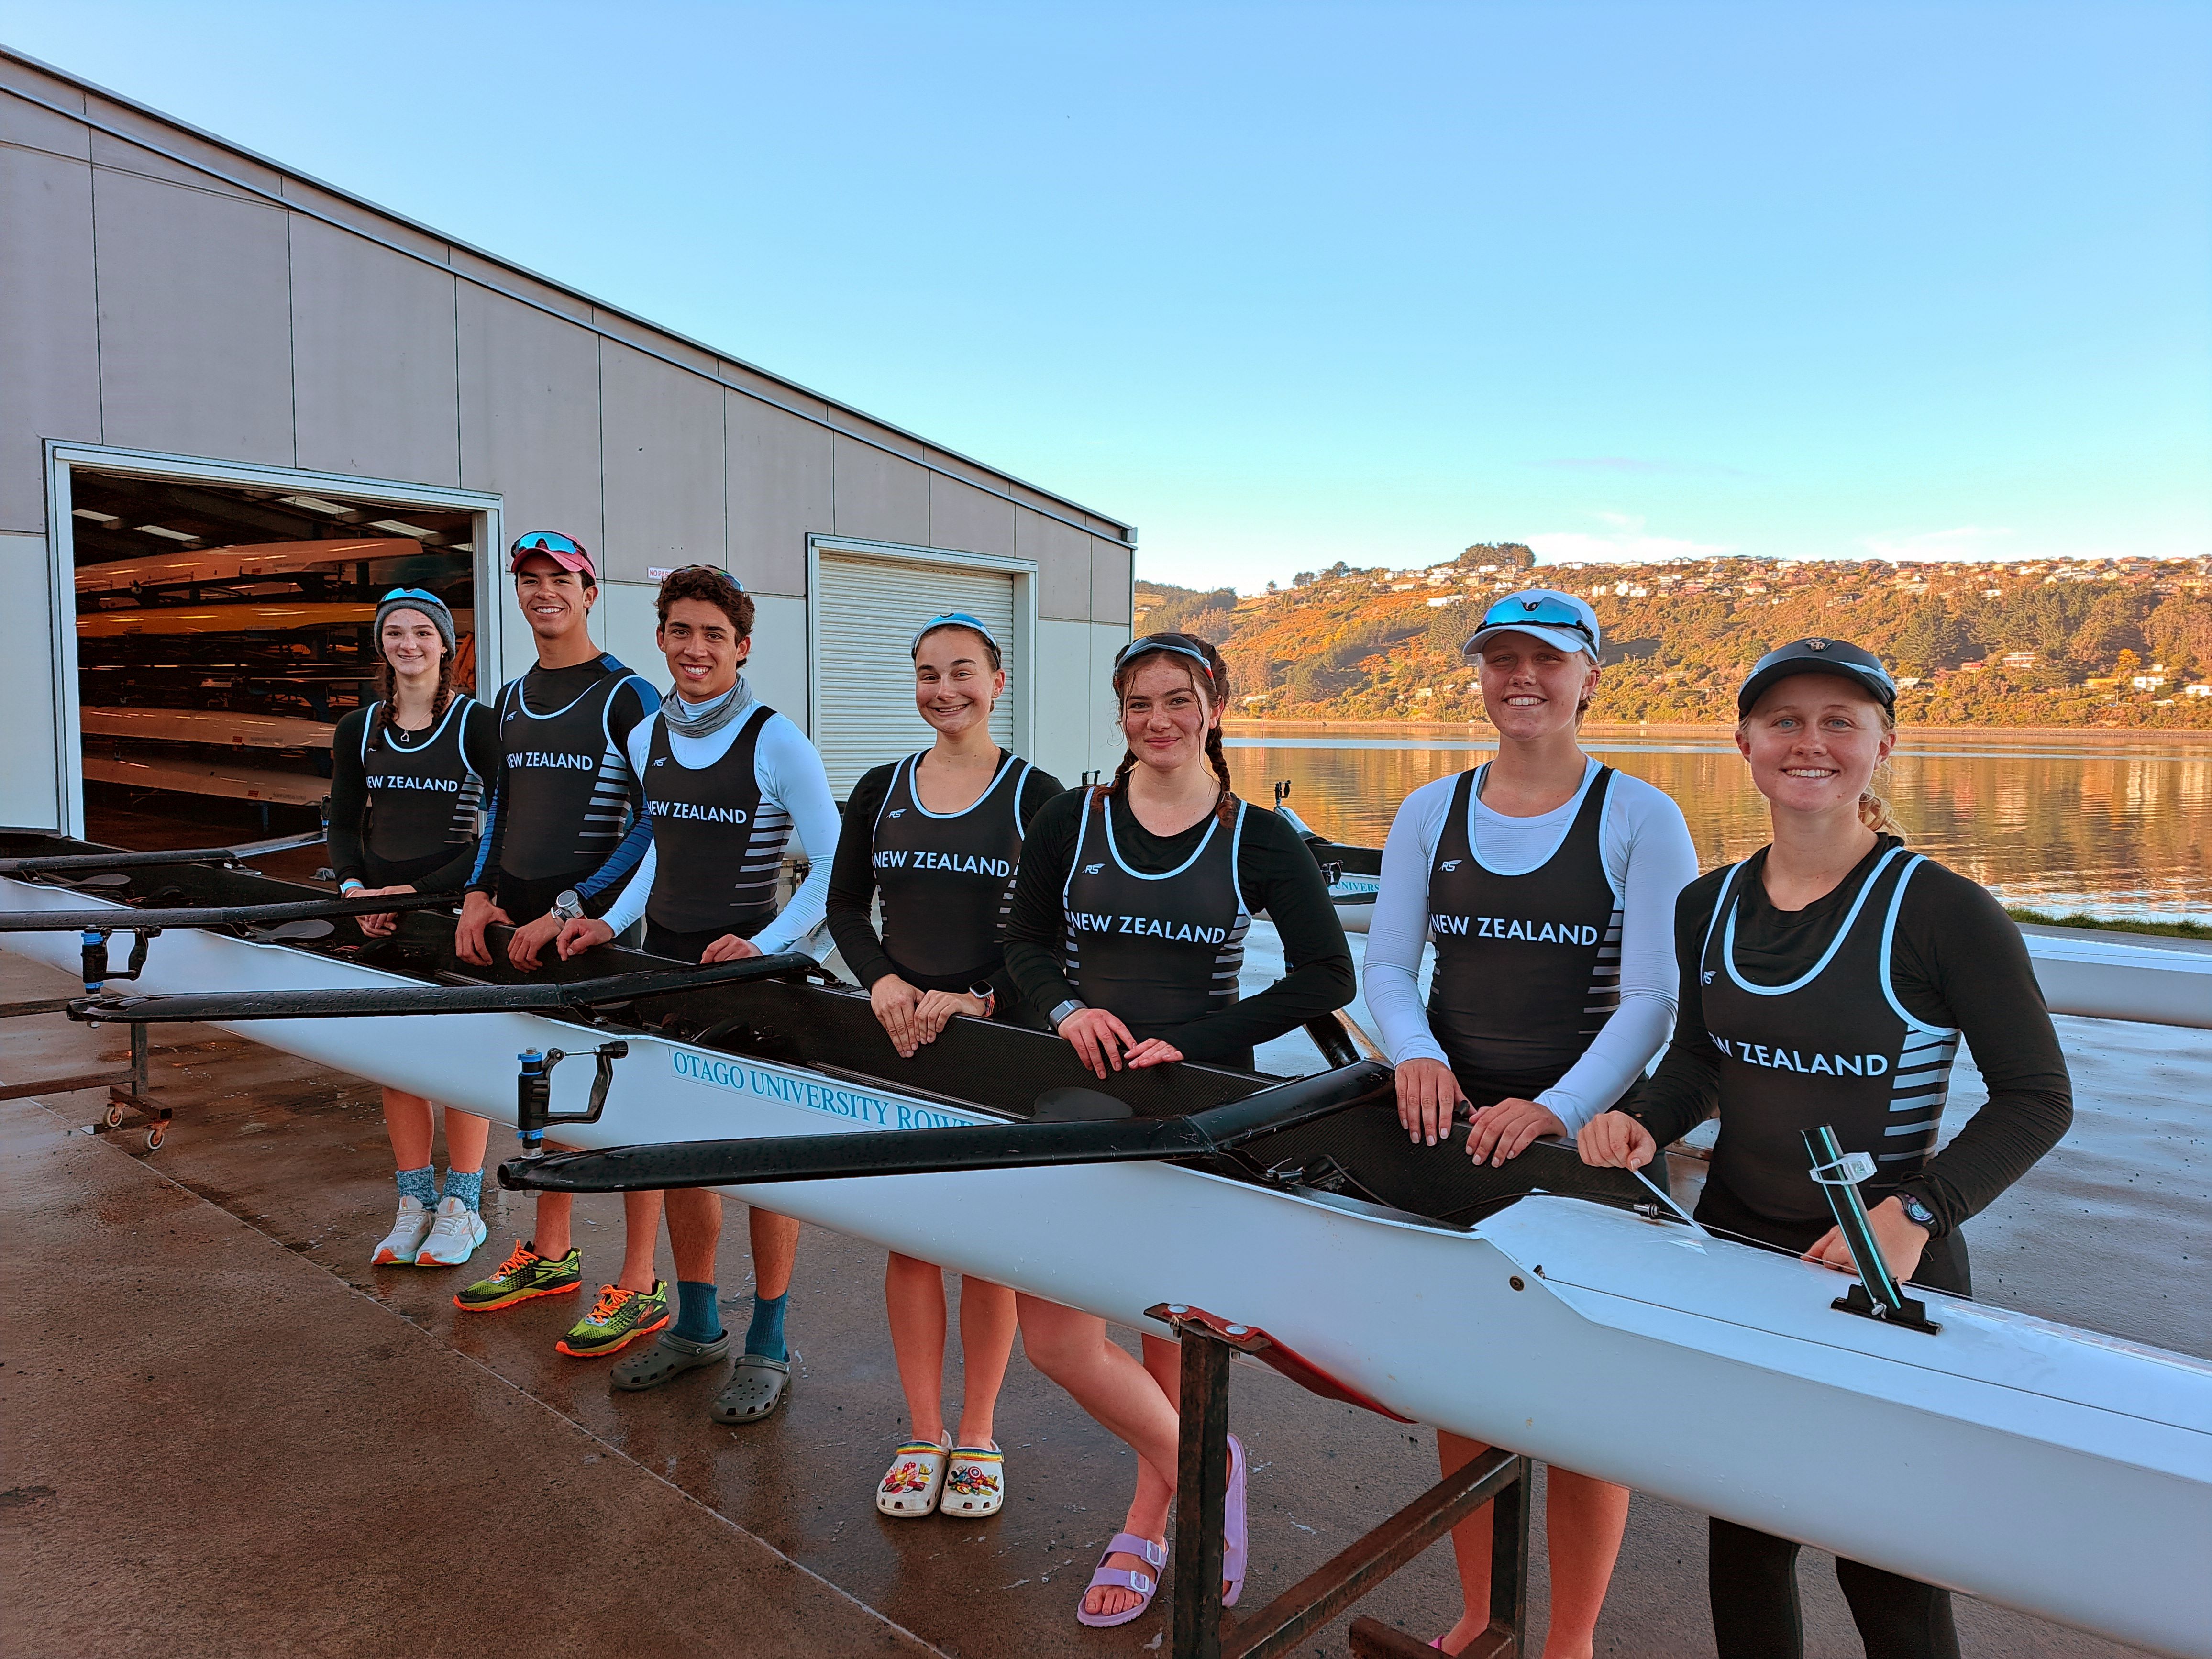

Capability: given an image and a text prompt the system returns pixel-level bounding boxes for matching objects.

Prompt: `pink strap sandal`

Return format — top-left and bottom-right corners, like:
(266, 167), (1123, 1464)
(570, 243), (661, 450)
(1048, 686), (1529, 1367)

(1074, 1531), (1168, 1628)
(1224, 1433), (1249, 1607)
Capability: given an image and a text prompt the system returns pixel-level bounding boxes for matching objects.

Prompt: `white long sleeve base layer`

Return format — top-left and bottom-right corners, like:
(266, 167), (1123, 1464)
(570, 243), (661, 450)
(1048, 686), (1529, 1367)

(1360, 758), (1698, 1130)
(598, 688), (842, 956)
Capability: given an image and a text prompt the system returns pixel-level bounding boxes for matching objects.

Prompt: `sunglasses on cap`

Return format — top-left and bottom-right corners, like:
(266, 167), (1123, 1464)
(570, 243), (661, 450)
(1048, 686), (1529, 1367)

(513, 531), (584, 557)
(1113, 634), (1217, 679)
(379, 586), (447, 609)
(910, 611), (998, 653)
(658, 563), (745, 592)
(1465, 594), (1598, 651)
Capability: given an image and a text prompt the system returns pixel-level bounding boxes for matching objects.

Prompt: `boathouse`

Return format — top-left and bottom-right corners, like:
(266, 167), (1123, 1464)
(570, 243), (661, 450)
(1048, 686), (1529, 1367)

(0, 48), (1137, 843)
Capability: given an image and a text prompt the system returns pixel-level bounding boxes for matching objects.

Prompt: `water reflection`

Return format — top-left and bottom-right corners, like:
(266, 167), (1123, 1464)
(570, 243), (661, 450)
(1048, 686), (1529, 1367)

(1228, 725), (2211, 920)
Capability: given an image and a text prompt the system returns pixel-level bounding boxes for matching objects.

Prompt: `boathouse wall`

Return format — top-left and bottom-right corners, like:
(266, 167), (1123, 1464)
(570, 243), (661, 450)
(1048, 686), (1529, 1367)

(0, 48), (1136, 835)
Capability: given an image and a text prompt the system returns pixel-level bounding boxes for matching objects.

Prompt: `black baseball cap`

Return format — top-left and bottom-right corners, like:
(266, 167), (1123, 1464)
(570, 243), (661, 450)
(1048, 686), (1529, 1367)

(1736, 638), (1897, 718)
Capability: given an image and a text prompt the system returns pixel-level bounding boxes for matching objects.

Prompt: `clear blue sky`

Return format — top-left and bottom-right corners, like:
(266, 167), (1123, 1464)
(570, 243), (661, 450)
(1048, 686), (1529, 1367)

(5, 1), (2206, 590)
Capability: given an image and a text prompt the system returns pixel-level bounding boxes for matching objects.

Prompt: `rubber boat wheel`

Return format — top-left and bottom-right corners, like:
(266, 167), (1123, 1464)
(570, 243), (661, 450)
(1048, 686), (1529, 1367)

(144, 1122), (165, 1150)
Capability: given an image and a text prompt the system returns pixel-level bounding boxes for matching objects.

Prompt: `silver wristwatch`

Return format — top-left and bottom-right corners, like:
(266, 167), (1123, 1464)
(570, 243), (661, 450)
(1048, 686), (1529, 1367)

(1048, 998), (1086, 1031)
(551, 888), (586, 923)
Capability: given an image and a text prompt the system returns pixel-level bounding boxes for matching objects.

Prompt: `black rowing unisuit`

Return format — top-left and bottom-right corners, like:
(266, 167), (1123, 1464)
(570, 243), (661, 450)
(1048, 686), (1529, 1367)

(488, 657), (650, 883)
(1698, 845), (1960, 1223)
(640, 705), (788, 938)
(1425, 764), (1623, 1099)
(355, 696), (485, 867)
(1060, 786), (1250, 1042)
(870, 751), (1035, 984)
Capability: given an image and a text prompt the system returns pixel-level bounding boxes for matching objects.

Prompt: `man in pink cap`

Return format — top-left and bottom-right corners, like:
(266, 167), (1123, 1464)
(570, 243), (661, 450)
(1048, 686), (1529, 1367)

(451, 530), (666, 1351)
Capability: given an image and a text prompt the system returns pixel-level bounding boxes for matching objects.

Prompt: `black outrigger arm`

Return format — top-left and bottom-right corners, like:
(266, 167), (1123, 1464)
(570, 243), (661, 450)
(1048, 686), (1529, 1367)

(0, 828), (325, 876)
(498, 1060), (1393, 1194)
(65, 951), (818, 1026)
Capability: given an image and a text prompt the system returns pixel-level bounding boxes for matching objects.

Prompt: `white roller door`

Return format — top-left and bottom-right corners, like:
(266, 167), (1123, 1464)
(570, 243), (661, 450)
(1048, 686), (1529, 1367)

(814, 551), (1017, 794)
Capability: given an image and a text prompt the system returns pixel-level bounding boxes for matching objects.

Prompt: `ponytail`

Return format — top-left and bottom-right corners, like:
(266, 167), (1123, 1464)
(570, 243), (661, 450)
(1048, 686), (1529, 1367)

(1860, 705), (1902, 837)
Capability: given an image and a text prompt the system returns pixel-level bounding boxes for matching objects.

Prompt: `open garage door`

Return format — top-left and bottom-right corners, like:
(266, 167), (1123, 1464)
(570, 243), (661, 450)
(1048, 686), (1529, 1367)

(812, 549), (1018, 795)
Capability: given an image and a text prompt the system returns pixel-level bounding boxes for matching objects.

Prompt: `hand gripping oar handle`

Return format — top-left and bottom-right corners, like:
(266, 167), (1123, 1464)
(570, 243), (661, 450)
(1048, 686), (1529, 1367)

(1804, 1124), (1940, 1335)
(0, 890), (461, 933)
(65, 951), (819, 1025)
(498, 1059), (1394, 1194)
(0, 828), (324, 875)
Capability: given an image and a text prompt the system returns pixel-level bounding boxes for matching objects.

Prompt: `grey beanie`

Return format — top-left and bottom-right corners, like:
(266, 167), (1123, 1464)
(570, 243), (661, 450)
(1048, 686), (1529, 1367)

(373, 587), (457, 657)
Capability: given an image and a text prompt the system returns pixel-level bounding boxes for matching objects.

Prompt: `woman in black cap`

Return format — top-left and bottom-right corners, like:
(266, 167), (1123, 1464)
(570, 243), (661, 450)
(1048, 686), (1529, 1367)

(329, 587), (499, 1271)
(826, 611), (1063, 1523)
(1579, 638), (2073, 1659)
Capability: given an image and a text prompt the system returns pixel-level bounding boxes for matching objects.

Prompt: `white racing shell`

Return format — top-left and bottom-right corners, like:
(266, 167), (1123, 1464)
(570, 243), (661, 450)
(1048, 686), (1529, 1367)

(4, 875), (2209, 1657)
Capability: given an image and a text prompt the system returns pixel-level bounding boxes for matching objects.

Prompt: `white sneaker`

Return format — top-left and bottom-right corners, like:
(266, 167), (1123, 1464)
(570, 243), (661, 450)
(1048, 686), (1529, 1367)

(413, 1195), (489, 1267)
(372, 1195), (433, 1266)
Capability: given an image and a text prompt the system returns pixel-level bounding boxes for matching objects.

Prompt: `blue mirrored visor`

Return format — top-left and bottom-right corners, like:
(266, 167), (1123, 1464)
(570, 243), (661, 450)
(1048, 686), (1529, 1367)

(910, 611), (998, 653)
(1113, 634), (1217, 679)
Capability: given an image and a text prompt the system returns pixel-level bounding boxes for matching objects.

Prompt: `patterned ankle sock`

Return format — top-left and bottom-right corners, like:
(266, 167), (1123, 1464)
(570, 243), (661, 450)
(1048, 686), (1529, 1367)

(743, 1291), (789, 1360)
(441, 1168), (484, 1212)
(395, 1166), (437, 1206)
(674, 1280), (723, 1344)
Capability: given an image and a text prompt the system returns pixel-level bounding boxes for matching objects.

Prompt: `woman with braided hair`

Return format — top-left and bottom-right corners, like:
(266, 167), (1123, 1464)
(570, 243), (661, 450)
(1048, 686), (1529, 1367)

(1001, 630), (1354, 1628)
(327, 587), (498, 1270)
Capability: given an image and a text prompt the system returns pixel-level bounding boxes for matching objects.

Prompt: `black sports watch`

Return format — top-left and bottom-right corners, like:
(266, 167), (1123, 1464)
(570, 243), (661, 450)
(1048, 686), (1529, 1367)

(1894, 1190), (1938, 1233)
(967, 982), (997, 1018)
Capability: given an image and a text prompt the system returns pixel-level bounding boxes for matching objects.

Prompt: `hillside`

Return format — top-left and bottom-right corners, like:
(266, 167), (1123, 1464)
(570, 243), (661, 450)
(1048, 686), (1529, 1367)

(1135, 550), (2212, 729)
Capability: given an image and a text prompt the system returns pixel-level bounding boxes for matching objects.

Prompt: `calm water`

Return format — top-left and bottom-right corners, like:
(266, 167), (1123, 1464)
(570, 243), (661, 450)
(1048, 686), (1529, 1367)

(1226, 724), (2212, 921)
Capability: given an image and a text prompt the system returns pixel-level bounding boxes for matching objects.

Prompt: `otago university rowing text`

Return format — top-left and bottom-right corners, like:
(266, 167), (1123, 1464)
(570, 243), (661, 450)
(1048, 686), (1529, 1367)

(668, 1049), (972, 1128)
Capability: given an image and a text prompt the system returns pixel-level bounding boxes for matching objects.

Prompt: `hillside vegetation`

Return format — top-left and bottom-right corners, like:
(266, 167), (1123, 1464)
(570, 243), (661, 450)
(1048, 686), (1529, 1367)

(1136, 547), (2212, 729)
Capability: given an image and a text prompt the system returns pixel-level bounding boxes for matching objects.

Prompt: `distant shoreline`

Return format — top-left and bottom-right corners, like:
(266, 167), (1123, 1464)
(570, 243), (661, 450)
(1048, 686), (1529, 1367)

(1225, 719), (2212, 745)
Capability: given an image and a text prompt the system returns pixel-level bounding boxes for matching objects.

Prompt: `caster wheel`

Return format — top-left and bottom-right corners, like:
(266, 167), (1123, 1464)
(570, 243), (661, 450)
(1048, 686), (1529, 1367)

(145, 1124), (166, 1151)
(104, 1103), (124, 1129)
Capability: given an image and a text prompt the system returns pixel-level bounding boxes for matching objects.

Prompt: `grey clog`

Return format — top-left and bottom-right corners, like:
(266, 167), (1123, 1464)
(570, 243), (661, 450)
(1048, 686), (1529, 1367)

(611, 1330), (730, 1392)
(711, 1351), (794, 1424)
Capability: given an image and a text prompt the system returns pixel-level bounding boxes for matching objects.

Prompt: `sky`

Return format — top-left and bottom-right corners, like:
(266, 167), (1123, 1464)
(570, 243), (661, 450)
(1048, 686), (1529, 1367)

(3, 1), (2206, 591)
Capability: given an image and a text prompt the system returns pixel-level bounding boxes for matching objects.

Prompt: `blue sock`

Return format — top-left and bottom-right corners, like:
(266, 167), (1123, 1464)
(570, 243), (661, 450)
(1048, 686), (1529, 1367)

(674, 1280), (723, 1345)
(743, 1291), (788, 1360)
(395, 1166), (436, 1206)
(441, 1168), (484, 1213)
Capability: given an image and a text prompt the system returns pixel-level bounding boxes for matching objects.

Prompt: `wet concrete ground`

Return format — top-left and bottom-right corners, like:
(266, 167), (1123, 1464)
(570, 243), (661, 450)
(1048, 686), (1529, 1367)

(0, 948), (2202, 1659)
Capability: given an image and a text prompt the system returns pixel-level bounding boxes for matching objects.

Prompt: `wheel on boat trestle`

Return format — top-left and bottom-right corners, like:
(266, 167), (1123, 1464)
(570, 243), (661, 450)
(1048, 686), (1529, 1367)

(144, 1122), (164, 1151)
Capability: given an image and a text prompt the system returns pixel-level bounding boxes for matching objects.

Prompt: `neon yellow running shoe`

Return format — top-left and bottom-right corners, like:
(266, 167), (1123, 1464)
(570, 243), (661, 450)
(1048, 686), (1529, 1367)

(556, 1281), (671, 1358)
(453, 1241), (582, 1312)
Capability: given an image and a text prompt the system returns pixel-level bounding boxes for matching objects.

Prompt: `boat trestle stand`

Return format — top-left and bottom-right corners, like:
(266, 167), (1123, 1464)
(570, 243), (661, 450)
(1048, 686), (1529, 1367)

(1149, 1303), (1530, 1659)
(0, 999), (161, 1148)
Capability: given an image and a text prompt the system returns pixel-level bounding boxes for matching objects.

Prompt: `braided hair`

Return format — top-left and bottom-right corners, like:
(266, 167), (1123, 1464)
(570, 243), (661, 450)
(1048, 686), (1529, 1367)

(372, 635), (455, 749)
(1108, 632), (1234, 799)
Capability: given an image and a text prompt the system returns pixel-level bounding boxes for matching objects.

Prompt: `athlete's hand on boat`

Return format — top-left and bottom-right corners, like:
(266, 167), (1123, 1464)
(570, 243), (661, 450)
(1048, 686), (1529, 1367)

(453, 892), (510, 967)
(698, 933), (762, 965)
(554, 917), (616, 959)
(1803, 1197), (1930, 1283)
(350, 884), (415, 939)
(507, 911), (566, 971)
(1056, 1006), (1142, 1078)
(870, 975), (927, 1056)
(1121, 1038), (1183, 1069)
(1394, 1057), (1468, 1146)
(1575, 1109), (1658, 1171)
(913, 989), (986, 1046)
(1465, 1097), (1568, 1167)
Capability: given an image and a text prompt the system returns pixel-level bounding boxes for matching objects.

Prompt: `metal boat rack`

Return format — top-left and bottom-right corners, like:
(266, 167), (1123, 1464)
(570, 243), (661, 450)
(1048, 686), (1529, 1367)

(1152, 1304), (1529, 1659)
(0, 999), (163, 1147)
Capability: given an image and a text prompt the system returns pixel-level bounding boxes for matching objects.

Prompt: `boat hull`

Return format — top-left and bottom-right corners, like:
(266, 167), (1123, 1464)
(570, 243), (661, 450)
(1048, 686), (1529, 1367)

(4, 877), (2209, 1656)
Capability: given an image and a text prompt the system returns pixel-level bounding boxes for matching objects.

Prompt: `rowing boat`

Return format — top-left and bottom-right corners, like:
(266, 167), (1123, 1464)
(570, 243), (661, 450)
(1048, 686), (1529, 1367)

(80, 707), (337, 750)
(80, 754), (329, 807)
(2, 836), (2207, 1657)
(73, 539), (429, 594)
